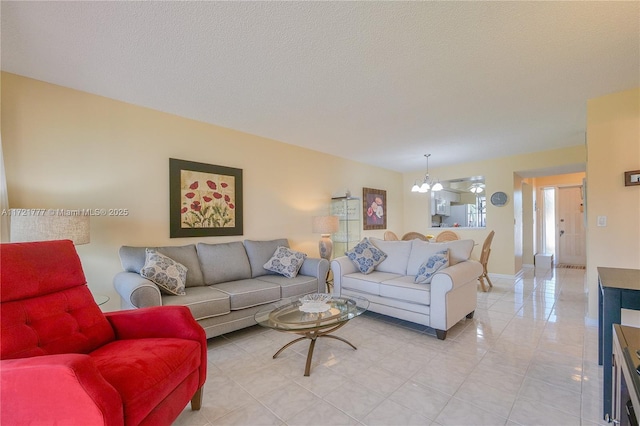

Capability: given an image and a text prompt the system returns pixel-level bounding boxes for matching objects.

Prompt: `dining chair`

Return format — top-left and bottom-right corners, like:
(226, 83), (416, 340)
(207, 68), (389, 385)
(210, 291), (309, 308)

(401, 232), (427, 241)
(435, 230), (460, 242)
(478, 230), (495, 292)
(384, 231), (400, 241)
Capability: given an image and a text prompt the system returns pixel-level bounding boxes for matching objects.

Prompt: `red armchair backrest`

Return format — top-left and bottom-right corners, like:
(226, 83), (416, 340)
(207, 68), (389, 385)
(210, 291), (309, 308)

(1, 240), (115, 360)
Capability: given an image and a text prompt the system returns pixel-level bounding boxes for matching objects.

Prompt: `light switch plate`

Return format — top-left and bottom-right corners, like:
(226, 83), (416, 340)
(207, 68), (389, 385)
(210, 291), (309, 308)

(597, 216), (607, 227)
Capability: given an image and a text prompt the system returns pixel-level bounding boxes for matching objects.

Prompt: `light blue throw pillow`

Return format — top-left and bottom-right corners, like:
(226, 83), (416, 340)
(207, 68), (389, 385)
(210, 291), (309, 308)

(140, 249), (188, 295)
(346, 238), (388, 274)
(263, 246), (307, 278)
(415, 249), (449, 284)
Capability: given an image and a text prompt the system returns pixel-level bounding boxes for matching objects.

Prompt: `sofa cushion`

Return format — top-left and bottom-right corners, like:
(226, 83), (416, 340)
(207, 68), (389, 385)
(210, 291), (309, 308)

(257, 274), (319, 298)
(120, 245), (205, 287)
(213, 279), (281, 310)
(162, 286), (230, 320)
(197, 242), (251, 284)
(369, 238), (412, 275)
(341, 270), (402, 296)
(140, 249), (187, 296)
(263, 246), (307, 278)
(415, 250), (449, 284)
(244, 239), (290, 278)
(379, 276), (431, 306)
(345, 238), (388, 274)
(90, 337), (201, 426)
(407, 239), (474, 275)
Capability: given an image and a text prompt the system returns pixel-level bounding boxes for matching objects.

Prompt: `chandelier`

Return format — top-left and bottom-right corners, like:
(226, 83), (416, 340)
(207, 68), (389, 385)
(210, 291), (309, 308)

(411, 154), (443, 193)
(469, 183), (484, 193)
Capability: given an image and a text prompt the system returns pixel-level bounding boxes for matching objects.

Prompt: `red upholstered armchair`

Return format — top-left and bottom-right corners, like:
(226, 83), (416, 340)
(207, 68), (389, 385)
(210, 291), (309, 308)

(1, 240), (207, 425)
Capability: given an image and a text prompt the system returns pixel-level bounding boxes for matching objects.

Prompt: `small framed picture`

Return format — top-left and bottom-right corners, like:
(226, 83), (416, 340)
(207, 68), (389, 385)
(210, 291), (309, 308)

(362, 187), (387, 230)
(625, 170), (640, 187)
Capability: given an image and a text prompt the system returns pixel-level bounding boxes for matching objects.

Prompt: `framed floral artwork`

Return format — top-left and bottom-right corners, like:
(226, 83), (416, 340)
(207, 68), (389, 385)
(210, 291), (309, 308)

(169, 158), (243, 237)
(363, 187), (387, 230)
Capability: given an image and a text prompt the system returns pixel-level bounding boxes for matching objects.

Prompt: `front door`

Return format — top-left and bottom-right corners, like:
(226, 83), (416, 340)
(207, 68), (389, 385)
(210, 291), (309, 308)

(557, 186), (586, 265)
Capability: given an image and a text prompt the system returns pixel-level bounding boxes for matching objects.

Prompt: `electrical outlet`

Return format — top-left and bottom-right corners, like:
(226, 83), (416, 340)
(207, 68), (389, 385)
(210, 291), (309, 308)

(597, 216), (607, 227)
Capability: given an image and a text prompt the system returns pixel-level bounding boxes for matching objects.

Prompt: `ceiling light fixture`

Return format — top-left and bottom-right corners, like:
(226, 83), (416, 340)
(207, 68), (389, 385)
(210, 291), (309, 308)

(411, 154), (442, 193)
(469, 183), (484, 194)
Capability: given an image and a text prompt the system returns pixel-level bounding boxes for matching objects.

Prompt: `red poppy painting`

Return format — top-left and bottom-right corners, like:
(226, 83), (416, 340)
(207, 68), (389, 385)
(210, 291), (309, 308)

(170, 159), (243, 237)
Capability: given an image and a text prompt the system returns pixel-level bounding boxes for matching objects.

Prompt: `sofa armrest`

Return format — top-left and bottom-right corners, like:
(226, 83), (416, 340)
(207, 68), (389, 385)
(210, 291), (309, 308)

(431, 259), (483, 292)
(330, 256), (358, 295)
(299, 257), (330, 291)
(105, 306), (207, 387)
(113, 271), (162, 309)
(105, 306), (204, 341)
(429, 259), (482, 331)
(1, 354), (123, 426)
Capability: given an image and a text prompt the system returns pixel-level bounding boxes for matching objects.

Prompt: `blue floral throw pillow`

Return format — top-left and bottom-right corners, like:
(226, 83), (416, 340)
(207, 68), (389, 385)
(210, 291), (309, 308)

(263, 246), (308, 278)
(415, 249), (449, 284)
(346, 238), (388, 274)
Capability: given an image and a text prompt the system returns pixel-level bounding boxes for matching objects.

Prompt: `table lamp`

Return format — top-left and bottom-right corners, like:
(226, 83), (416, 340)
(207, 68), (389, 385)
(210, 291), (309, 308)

(312, 215), (339, 261)
(10, 210), (90, 245)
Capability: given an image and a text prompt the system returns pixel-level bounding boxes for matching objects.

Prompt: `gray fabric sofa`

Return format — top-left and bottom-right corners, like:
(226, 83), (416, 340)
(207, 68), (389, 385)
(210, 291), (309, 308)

(113, 239), (329, 339)
(331, 238), (481, 340)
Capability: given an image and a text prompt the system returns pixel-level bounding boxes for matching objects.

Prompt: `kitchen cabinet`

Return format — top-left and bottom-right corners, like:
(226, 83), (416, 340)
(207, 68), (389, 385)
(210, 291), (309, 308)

(330, 197), (361, 258)
(431, 191), (459, 216)
(611, 324), (640, 425)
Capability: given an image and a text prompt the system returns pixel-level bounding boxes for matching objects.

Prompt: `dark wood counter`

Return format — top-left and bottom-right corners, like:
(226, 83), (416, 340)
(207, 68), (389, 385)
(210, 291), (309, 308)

(599, 267), (640, 421)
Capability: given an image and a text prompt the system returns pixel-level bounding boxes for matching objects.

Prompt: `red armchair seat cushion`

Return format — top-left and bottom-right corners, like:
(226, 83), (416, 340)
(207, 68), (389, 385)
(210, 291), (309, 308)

(90, 338), (201, 425)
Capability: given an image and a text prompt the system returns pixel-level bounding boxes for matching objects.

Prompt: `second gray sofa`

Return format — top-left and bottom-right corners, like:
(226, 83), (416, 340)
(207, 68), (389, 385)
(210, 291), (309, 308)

(113, 238), (329, 338)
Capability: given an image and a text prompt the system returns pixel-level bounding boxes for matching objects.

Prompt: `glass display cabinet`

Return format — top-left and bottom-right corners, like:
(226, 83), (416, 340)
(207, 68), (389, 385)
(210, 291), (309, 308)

(330, 196), (361, 258)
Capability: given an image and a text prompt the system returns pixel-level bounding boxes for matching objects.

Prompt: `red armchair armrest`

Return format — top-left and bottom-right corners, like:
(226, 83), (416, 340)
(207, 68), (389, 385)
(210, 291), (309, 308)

(1, 354), (123, 426)
(105, 306), (207, 386)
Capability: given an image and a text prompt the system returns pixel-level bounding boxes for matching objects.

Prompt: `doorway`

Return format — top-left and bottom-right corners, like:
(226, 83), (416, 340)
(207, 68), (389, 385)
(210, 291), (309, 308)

(556, 186), (586, 266)
(540, 185), (586, 267)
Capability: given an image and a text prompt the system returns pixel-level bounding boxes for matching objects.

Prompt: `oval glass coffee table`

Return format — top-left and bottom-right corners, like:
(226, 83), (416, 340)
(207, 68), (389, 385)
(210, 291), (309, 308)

(255, 294), (369, 376)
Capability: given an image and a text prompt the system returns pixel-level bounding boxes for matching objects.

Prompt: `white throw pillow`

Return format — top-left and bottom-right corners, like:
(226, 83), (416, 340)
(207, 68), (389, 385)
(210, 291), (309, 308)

(369, 238), (412, 275)
(441, 239), (474, 265)
(140, 249), (187, 296)
(415, 250), (449, 284)
(263, 246), (307, 278)
(407, 239), (474, 275)
(346, 238), (388, 274)
(407, 240), (444, 276)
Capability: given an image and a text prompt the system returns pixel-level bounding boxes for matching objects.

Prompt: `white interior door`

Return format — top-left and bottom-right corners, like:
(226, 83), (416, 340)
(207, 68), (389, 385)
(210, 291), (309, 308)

(557, 186), (586, 265)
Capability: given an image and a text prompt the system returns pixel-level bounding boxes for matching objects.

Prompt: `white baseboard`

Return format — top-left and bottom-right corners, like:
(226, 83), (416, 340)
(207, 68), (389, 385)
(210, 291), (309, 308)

(487, 272), (519, 280)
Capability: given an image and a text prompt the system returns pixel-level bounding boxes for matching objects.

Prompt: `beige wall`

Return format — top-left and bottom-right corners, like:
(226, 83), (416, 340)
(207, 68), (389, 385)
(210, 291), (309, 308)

(4, 72), (635, 317)
(1, 73), (404, 311)
(586, 87), (640, 320)
(522, 181), (534, 266)
(403, 145), (586, 276)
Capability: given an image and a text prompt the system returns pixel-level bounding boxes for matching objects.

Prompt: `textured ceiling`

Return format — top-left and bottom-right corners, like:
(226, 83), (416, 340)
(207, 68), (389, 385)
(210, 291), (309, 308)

(1, 1), (638, 173)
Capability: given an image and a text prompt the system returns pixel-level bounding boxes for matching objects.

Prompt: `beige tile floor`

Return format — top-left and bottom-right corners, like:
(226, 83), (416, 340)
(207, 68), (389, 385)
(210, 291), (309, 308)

(175, 267), (607, 426)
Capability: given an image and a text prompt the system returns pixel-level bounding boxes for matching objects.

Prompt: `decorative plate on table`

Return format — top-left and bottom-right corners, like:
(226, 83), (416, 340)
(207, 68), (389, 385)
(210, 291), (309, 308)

(299, 293), (332, 313)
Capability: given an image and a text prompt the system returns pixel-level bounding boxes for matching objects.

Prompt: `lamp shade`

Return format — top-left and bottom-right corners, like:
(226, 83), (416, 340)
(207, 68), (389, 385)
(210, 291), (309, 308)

(10, 211), (90, 245)
(312, 215), (339, 235)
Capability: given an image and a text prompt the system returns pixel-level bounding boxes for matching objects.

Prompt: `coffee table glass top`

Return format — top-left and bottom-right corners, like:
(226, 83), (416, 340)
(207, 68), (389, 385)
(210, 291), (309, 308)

(255, 294), (369, 333)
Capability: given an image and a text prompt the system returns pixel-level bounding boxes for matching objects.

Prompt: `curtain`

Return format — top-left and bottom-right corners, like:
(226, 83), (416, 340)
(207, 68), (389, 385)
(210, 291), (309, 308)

(0, 135), (10, 242)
